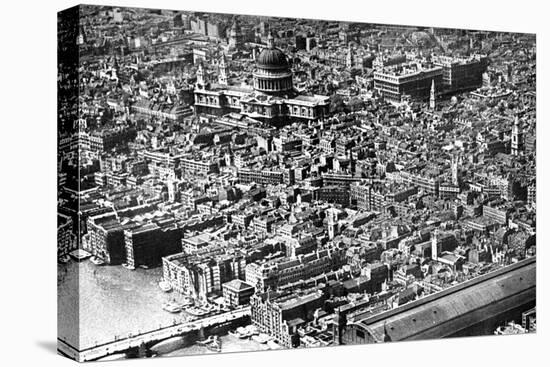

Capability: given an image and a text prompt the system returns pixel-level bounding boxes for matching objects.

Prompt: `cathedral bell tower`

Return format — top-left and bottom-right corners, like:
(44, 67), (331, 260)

(218, 54), (228, 85)
(196, 62), (205, 89)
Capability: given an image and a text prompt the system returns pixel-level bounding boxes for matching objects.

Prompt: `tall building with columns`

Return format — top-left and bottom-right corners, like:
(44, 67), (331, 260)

(194, 33), (329, 126)
(252, 34), (294, 95)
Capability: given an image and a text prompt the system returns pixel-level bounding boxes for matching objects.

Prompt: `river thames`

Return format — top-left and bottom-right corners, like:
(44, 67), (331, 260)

(165, 334), (270, 357)
(58, 260), (266, 356)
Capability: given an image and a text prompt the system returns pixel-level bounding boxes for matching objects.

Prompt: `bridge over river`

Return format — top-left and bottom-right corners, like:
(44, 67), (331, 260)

(58, 306), (250, 362)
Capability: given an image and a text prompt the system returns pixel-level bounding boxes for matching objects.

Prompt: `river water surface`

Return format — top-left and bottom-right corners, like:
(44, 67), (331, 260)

(58, 260), (264, 354)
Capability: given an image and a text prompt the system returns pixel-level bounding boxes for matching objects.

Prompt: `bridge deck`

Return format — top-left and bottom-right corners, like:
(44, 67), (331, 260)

(58, 307), (250, 362)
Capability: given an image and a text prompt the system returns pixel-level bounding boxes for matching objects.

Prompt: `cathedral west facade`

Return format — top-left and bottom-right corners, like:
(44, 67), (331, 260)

(193, 33), (330, 126)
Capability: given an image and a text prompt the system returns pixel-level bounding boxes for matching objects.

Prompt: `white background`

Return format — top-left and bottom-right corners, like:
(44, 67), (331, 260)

(0, 0), (548, 366)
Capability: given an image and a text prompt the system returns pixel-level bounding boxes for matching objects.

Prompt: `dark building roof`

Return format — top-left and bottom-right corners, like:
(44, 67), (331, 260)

(352, 257), (535, 342)
(257, 48), (289, 70)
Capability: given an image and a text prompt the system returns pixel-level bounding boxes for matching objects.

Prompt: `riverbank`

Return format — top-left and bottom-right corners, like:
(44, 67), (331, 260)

(58, 260), (196, 350)
(58, 259), (272, 357)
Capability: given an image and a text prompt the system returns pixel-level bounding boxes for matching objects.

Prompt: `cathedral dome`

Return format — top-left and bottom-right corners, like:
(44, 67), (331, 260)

(252, 33), (293, 95)
(256, 48), (289, 70)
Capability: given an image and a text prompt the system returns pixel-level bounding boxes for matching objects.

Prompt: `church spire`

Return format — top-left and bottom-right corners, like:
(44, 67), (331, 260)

(429, 79), (436, 110)
(289, 204), (298, 224)
(451, 154), (461, 186)
(327, 208), (335, 240)
(113, 55), (119, 71)
(218, 54), (228, 85)
(196, 62), (205, 88)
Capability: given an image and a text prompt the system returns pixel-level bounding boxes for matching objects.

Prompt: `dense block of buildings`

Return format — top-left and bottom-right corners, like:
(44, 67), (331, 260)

(162, 248), (246, 299)
(245, 247), (346, 292)
(86, 204), (157, 265)
(237, 167), (284, 185)
(58, 213), (77, 257)
(132, 99), (192, 123)
(432, 54), (488, 92)
(59, 6), (536, 356)
(374, 62), (443, 102)
(251, 289), (325, 347)
(124, 220), (182, 268)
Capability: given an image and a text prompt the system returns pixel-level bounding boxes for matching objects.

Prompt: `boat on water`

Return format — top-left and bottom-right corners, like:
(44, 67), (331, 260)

(186, 306), (210, 317)
(180, 297), (194, 307)
(90, 256), (105, 266)
(245, 325), (259, 336)
(196, 335), (222, 352)
(207, 341), (221, 352)
(158, 281), (172, 292)
(267, 340), (282, 350)
(234, 326), (248, 339)
(162, 301), (183, 313)
(252, 333), (271, 344)
(233, 325), (258, 339)
(196, 335), (216, 346)
(207, 336), (222, 352)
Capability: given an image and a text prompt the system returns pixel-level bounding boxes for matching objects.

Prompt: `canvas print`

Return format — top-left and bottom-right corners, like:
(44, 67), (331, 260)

(57, 4), (536, 362)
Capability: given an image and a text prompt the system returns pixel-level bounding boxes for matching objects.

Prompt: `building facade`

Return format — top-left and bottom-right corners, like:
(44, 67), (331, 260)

(194, 34), (329, 125)
(163, 250), (246, 300)
(374, 62), (443, 103)
(222, 279), (255, 307)
(251, 290), (325, 348)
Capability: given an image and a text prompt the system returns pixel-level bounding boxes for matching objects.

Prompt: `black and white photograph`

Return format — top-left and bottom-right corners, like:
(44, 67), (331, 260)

(55, 3), (538, 362)
(2, 1), (548, 367)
